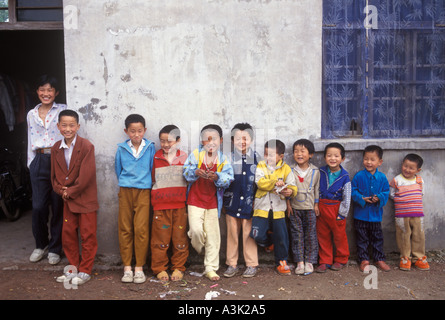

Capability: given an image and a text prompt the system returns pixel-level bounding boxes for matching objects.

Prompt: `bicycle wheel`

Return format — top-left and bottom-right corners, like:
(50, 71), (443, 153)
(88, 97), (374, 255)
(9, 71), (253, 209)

(0, 176), (21, 221)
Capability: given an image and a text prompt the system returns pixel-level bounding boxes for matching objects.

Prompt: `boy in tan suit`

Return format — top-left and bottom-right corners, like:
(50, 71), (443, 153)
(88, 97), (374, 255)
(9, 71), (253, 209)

(51, 110), (99, 285)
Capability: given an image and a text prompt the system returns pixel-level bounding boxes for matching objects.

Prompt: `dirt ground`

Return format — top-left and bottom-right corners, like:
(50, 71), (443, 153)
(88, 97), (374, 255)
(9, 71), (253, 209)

(1, 253), (444, 302)
(1, 211), (444, 307)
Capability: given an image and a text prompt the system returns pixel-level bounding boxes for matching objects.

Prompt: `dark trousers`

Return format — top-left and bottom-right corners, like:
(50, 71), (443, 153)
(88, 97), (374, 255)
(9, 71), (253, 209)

(289, 209), (318, 264)
(29, 153), (63, 254)
(354, 218), (385, 263)
(250, 210), (289, 265)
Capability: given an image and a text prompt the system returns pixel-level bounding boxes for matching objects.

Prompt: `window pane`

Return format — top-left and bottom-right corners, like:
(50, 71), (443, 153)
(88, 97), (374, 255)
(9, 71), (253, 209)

(322, 0), (445, 138)
(16, 0), (63, 22)
(0, 0), (7, 23)
(322, 0), (364, 138)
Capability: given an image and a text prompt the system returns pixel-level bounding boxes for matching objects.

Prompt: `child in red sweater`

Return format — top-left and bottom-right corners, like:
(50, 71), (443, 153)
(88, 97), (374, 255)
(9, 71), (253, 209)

(151, 125), (189, 281)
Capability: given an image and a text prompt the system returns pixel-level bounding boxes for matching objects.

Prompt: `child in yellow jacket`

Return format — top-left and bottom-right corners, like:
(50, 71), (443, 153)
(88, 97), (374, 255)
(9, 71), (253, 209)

(250, 139), (297, 275)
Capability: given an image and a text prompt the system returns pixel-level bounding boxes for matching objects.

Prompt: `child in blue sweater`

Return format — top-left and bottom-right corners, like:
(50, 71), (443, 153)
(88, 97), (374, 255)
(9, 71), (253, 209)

(115, 114), (155, 284)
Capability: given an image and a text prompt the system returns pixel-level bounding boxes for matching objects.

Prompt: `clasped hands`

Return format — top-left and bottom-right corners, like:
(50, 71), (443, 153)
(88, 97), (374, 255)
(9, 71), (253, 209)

(195, 169), (218, 181)
(363, 195), (379, 203)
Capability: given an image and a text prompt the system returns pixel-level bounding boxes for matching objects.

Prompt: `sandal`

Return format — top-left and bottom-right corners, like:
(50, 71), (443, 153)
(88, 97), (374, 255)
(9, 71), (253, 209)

(171, 269), (184, 281)
(156, 271), (169, 281)
(205, 270), (220, 281)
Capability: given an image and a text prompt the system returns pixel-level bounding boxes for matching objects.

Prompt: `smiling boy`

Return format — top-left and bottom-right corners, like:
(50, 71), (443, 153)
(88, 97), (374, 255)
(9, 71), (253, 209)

(389, 154), (429, 271)
(316, 142), (351, 273)
(151, 125), (189, 282)
(287, 139), (320, 275)
(183, 124), (234, 281)
(51, 110), (99, 285)
(250, 139), (298, 275)
(115, 114), (155, 284)
(351, 145), (390, 272)
(223, 123), (260, 278)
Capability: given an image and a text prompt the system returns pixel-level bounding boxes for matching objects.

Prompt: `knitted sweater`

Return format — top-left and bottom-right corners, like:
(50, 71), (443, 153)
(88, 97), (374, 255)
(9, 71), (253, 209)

(151, 149), (188, 211)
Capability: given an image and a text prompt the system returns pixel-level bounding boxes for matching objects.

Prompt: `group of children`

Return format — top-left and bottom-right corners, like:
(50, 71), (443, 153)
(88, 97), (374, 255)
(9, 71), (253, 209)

(27, 76), (430, 286)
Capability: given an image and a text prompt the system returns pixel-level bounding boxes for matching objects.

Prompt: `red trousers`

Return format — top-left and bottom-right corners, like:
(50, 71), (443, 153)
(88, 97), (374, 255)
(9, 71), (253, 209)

(62, 202), (97, 275)
(316, 199), (349, 265)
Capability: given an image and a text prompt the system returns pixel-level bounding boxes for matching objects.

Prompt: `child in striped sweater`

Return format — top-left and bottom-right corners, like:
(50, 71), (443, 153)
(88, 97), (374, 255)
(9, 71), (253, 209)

(389, 153), (429, 271)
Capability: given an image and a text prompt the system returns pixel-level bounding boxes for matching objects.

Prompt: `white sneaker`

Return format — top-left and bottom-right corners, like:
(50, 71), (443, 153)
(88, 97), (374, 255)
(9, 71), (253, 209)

(304, 262), (314, 275)
(48, 253), (61, 265)
(295, 263), (305, 275)
(72, 272), (91, 285)
(133, 271), (146, 284)
(121, 270), (133, 283)
(29, 247), (48, 262)
(56, 271), (76, 283)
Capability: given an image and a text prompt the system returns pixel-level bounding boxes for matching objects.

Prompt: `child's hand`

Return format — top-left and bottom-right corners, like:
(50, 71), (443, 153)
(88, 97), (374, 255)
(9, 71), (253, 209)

(286, 199), (292, 217)
(363, 195), (379, 203)
(207, 171), (218, 181)
(61, 187), (69, 200)
(314, 203), (320, 216)
(363, 196), (373, 204)
(280, 188), (293, 197)
(195, 169), (208, 179)
(275, 180), (285, 187)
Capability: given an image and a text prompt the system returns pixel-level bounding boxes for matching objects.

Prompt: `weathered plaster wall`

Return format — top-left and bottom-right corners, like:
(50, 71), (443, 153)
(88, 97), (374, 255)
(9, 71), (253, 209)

(63, 0), (323, 256)
(312, 139), (445, 255)
(63, 0), (444, 265)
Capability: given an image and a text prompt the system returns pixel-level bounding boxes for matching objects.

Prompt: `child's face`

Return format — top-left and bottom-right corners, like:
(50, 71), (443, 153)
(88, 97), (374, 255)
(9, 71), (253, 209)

(293, 145), (312, 167)
(233, 130), (253, 154)
(36, 83), (59, 106)
(57, 116), (80, 141)
(201, 130), (221, 154)
(324, 147), (344, 172)
(264, 147), (284, 167)
(160, 132), (179, 155)
(124, 122), (146, 146)
(401, 159), (421, 180)
(363, 151), (383, 175)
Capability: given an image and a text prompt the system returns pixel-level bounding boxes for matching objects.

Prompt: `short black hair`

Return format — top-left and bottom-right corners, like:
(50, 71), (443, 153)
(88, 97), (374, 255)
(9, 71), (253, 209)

(293, 139), (315, 155)
(265, 139), (285, 155)
(363, 145), (383, 159)
(201, 124), (223, 139)
(324, 142), (345, 159)
(231, 123), (254, 140)
(36, 74), (60, 92)
(58, 109), (79, 123)
(124, 114), (146, 129)
(403, 153), (423, 169)
(159, 124), (180, 141)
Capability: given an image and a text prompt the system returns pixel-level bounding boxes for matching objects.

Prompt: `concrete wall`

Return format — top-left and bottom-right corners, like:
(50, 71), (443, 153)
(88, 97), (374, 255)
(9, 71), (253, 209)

(312, 139), (445, 256)
(62, 0), (445, 264)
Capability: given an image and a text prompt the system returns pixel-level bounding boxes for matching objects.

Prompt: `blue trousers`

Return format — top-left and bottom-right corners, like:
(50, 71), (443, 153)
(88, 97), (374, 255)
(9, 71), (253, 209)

(354, 218), (385, 262)
(29, 153), (63, 254)
(250, 210), (289, 265)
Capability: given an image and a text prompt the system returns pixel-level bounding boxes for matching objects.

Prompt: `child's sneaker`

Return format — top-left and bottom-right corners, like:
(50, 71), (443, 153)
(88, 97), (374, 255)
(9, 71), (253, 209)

(399, 256), (411, 271)
(315, 263), (328, 273)
(223, 265), (239, 278)
(276, 260), (291, 275)
(295, 262), (305, 275)
(72, 272), (91, 285)
(330, 262), (345, 271)
(133, 271), (146, 284)
(121, 270), (133, 283)
(242, 266), (258, 278)
(376, 261), (391, 272)
(265, 244), (274, 253)
(304, 262), (314, 275)
(414, 256), (430, 271)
